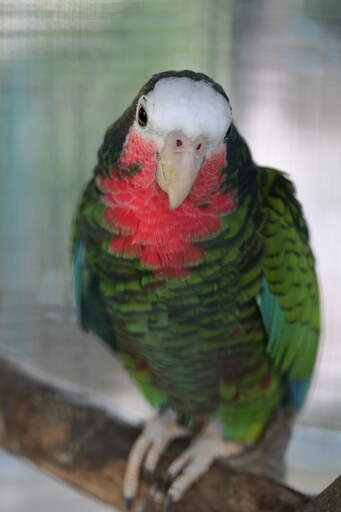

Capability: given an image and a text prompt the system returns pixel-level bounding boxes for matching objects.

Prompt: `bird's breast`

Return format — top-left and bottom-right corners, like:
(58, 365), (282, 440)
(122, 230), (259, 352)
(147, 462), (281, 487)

(97, 128), (237, 279)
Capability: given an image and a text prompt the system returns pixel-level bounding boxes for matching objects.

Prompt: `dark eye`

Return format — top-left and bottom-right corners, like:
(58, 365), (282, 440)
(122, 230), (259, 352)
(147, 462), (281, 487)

(137, 105), (148, 127)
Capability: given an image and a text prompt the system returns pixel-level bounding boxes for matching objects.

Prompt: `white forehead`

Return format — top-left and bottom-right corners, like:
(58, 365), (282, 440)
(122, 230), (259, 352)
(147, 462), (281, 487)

(143, 77), (232, 139)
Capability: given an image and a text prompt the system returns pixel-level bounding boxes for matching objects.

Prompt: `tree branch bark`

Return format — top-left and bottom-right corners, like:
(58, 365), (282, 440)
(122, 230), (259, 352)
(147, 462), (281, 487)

(300, 476), (341, 512)
(0, 354), (338, 511)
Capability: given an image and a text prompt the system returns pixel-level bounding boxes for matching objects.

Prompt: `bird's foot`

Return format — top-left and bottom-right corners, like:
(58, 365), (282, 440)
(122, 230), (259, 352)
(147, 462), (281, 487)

(124, 416), (246, 511)
(161, 419), (244, 508)
(123, 409), (188, 506)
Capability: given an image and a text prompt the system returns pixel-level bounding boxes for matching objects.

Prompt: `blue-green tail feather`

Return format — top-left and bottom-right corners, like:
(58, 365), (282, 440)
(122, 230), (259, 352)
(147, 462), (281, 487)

(259, 277), (313, 409)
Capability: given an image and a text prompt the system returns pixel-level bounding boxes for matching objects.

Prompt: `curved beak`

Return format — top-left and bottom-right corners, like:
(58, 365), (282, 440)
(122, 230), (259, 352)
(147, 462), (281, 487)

(156, 131), (205, 209)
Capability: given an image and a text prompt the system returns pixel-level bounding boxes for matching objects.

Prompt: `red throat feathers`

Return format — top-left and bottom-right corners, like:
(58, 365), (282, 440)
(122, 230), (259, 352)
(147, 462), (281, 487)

(98, 129), (236, 278)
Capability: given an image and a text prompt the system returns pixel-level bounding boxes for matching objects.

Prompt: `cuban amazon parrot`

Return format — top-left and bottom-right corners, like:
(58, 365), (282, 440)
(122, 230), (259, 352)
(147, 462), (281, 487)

(72, 70), (319, 507)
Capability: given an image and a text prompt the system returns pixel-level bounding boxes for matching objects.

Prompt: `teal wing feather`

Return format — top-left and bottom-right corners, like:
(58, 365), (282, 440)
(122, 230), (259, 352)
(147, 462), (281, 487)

(71, 179), (117, 350)
(258, 168), (320, 408)
(73, 238), (87, 329)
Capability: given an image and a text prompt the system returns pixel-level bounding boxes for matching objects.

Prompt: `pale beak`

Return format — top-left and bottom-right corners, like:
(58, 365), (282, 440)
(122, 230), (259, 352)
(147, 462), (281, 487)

(156, 131), (205, 209)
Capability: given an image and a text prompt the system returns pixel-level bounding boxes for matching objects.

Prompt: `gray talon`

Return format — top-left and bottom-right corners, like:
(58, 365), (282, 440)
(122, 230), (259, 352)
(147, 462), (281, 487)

(164, 494), (174, 512)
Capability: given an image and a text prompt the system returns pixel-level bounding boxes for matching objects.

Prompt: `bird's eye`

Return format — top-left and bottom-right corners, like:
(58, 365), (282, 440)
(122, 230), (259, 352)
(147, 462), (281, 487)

(137, 105), (148, 127)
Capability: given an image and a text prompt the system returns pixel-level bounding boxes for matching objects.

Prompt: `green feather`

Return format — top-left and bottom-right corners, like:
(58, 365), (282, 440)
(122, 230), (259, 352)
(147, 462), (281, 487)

(258, 168), (320, 406)
(260, 170), (319, 371)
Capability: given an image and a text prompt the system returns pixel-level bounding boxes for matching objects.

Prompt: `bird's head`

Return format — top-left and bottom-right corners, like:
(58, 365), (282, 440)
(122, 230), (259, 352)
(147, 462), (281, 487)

(96, 71), (246, 275)
(130, 72), (232, 209)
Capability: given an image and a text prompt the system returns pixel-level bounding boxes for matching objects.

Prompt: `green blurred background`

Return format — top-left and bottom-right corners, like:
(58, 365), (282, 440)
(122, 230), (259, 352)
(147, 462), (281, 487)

(0, 1), (341, 510)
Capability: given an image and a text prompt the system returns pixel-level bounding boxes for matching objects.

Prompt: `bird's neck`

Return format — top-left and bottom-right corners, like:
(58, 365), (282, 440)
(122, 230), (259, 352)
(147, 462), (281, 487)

(97, 128), (237, 278)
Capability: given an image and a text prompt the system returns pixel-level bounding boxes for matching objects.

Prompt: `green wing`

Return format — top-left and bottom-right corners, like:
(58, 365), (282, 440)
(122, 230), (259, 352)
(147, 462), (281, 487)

(71, 178), (118, 350)
(258, 168), (320, 408)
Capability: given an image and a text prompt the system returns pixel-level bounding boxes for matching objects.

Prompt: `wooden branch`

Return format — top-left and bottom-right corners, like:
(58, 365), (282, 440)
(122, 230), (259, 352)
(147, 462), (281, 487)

(0, 354), (336, 512)
(300, 476), (341, 512)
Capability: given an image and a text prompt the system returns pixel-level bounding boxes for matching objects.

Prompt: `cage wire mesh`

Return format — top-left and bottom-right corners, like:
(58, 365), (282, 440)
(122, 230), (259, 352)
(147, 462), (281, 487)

(0, 0), (341, 505)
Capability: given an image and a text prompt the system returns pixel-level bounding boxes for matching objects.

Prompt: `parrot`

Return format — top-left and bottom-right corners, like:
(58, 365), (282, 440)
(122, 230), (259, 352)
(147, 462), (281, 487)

(71, 70), (319, 509)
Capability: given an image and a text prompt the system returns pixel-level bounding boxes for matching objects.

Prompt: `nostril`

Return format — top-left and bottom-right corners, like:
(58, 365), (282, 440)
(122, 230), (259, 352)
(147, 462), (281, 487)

(176, 139), (183, 147)
(196, 143), (202, 150)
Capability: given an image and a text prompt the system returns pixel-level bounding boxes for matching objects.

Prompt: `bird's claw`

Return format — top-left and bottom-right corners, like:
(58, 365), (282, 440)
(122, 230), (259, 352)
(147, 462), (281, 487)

(164, 494), (174, 512)
(124, 417), (244, 511)
(123, 410), (188, 506)
(162, 421), (244, 510)
(149, 485), (175, 512)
